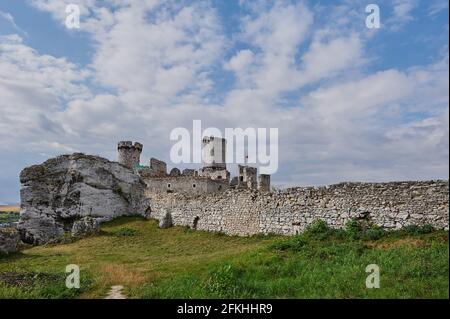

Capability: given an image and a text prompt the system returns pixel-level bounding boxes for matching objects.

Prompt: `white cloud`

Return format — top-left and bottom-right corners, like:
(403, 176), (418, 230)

(0, 34), (90, 150)
(0, 0), (448, 202)
(300, 33), (364, 85)
(388, 0), (419, 30)
(28, 0), (225, 106)
(224, 49), (254, 85)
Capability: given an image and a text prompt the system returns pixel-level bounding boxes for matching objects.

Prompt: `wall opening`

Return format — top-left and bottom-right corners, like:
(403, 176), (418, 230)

(192, 184), (196, 188)
(145, 206), (152, 218)
(193, 216), (200, 230)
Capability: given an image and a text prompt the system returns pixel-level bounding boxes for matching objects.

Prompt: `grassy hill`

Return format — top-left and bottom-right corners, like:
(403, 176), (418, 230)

(0, 217), (448, 299)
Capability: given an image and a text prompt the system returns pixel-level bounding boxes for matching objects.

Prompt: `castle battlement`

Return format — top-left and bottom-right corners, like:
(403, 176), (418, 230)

(117, 138), (270, 195)
(117, 141), (143, 169)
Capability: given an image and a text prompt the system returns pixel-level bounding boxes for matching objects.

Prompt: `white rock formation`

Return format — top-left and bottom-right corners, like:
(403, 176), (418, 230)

(18, 153), (151, 245)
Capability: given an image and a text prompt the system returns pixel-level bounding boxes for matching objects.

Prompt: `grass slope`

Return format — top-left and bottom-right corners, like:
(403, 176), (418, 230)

(0, 217), (448, 299)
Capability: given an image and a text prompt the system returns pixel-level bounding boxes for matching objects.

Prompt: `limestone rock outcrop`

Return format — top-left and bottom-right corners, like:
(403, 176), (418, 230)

(71, 216), (99, 238)
(18, 153), (151, 245)
(0, 228), (20, 254)
(158, 211), (173, 229)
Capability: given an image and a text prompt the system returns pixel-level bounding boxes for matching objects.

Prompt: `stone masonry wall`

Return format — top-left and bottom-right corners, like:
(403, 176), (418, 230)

(144, 176), (229, 196)
(147, 180), (449, 236)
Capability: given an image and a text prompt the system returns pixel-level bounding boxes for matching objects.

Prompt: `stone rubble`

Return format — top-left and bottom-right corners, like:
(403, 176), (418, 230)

(158, 211), (173, 229)
(71, 216), (100, 238)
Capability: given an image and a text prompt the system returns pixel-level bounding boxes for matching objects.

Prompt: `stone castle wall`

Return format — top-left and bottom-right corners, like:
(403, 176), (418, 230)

(147, 180), (449, 236)
(144, 176), (230, 196)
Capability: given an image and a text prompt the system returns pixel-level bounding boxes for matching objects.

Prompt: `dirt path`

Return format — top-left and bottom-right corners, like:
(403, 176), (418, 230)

(104, 285), (127, 299)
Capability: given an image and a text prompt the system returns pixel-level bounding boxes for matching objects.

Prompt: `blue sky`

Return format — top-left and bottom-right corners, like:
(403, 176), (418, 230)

(0, 0), (448, 204)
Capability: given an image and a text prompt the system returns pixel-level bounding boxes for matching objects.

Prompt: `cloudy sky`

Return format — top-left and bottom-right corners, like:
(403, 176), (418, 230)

(0, 0), (448, 204)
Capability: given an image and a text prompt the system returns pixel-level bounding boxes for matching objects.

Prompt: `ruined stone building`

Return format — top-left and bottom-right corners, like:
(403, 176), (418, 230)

(119, 137), (271, 196)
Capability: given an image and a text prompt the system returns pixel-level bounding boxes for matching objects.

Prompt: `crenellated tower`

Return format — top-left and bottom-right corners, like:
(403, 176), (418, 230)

(118, 141), (143, 169)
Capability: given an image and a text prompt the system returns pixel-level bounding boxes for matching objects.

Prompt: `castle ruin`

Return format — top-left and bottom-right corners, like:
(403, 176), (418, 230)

(12, 137), (449, 246)
(121, 137), (270, 196)
(116, 138), (448, 235)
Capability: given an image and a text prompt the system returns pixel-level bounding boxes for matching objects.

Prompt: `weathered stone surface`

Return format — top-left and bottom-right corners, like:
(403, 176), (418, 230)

(158, 211), (173, 229)
(147, 180), (449, 236)
(71, 216), (99, 238)
(18, 153), (151, 245)
(169, 168), (181, 177)
(0, 228), (20, 255)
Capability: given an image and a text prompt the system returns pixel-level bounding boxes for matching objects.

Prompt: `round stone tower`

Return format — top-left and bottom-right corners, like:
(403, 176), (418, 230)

(202, 136), (226, 170)
(117, 141), (143, 169)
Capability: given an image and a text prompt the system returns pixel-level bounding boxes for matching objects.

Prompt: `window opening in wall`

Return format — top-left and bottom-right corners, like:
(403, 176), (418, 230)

(193, 216), (200, 230)
(192, 184), (196, 188)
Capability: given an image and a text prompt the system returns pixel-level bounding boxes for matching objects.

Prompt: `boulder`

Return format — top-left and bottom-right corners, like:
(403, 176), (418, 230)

(71, 216), (99, 238)
(0, 228), (20, 255)
(18, 153), (151, 245)
(159, 211), (173, 229)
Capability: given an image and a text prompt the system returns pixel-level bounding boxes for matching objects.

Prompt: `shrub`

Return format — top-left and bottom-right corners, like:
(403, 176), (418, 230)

(402, 225), (421, 235)
(302, 219), (336, 240)
(305, 219), (330, 234)
(271, 236), (308, 252)
(332, 228), (348, 240)
(362, 227), (386, 241)
(418, 224), (435, 234)
(0, 212), (19, 224)
(345, 218), (362, 239)
(403, 224), (435, 235)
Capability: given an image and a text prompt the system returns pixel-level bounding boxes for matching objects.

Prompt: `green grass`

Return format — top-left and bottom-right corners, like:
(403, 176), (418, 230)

(0, 212), (19, 224)
(0, 217), (448, 299)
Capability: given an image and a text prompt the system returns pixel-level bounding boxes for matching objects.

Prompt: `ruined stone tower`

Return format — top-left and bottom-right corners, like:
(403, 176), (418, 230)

(238, 165), (257, 189)
(199, 136), (229, 180)
(258, 174), (271, 192)
(202, 136), (226, 169)
(117, 141), (143, 169)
